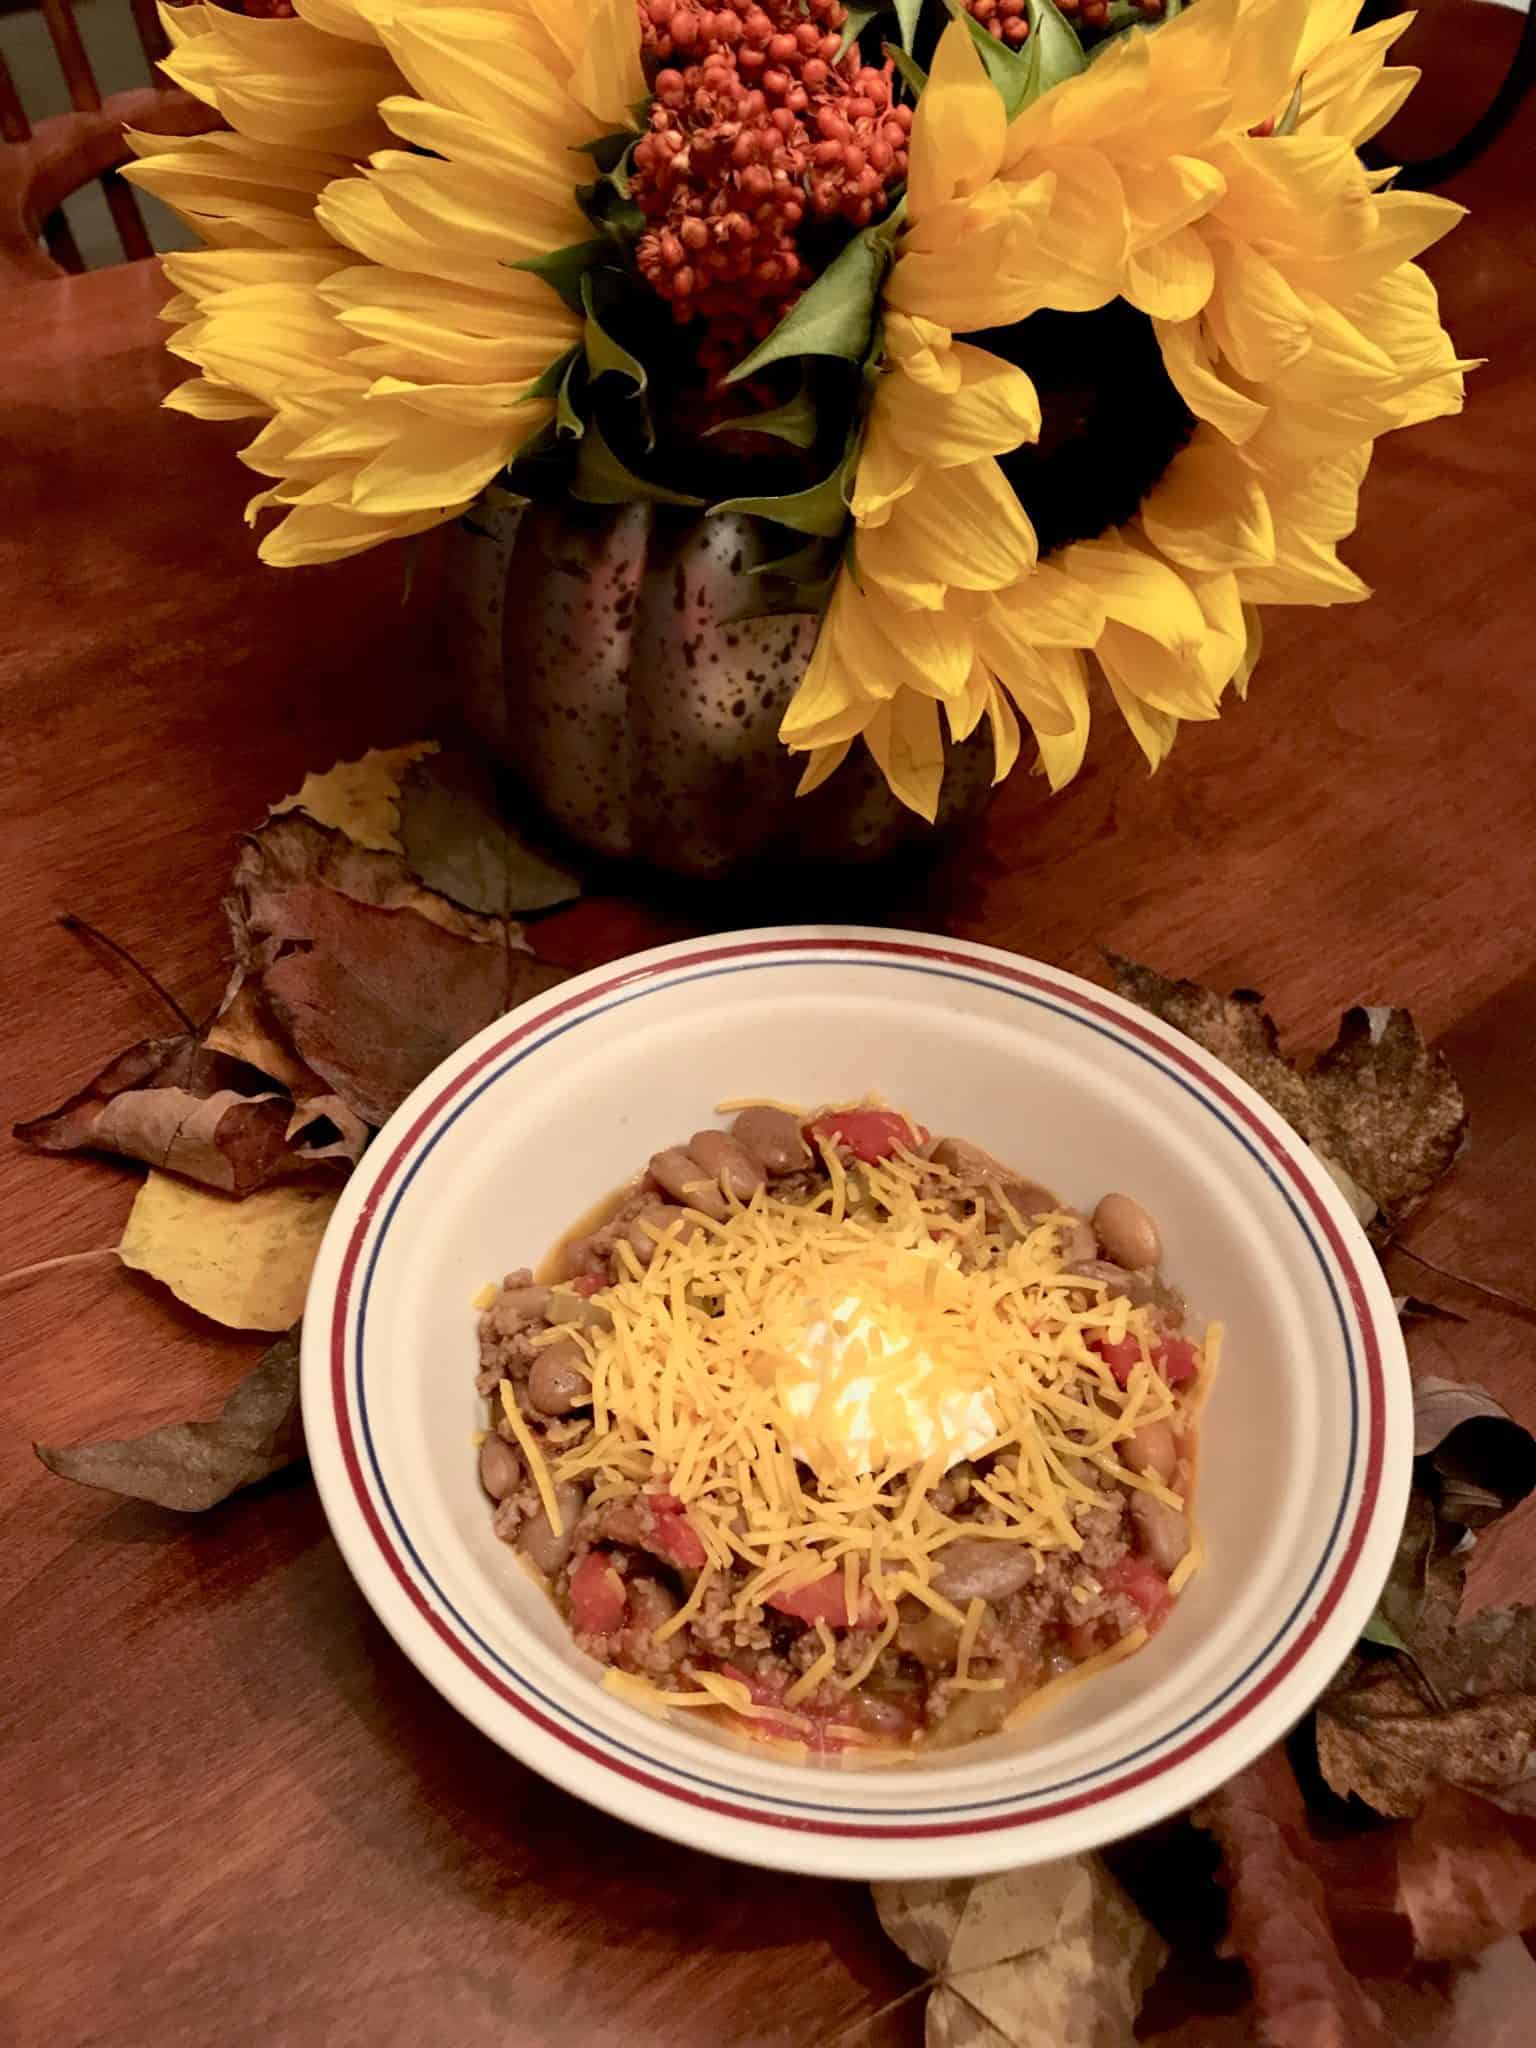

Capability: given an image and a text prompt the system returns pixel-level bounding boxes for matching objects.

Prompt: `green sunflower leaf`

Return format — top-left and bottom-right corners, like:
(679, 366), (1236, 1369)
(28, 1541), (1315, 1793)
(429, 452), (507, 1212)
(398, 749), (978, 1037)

(709, 436), (858, 538)
(1025, 0), (1087, 92)
(745, 537), (837, 582)
(580, 276), (647, 397)
(1274, 75), (1304, 136)
(836, 4), (881, 60)
(508, 238), (608, 312)
(893, 0), (923, 53)
(573, 131), (633, 175)
(948, 5), (1038, 118)
(703, 382), (818, 449)
(885, 41), (928, 97)
(571, 419), (705, 507)
(521, 344), (580, 406)
(555, 353), (585, 439)
(725, 224), (891, 383)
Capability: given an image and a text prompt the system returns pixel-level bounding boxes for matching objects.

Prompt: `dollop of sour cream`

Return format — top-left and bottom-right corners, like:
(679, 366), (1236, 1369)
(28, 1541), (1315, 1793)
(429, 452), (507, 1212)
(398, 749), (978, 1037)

(772, 1250), (1002, 1479)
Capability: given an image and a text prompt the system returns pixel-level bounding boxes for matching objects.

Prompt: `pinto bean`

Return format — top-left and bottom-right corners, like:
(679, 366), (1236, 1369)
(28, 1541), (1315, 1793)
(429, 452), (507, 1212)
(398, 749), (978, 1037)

(1123, 1419), (1179, 1484)
(627, 1204), (698, 1264)
(545, 1289), (614, 1331)
(648, 1146), (730, 1220)
(527, 1339), (591, 1416)
(478, 1435), (523, 1502)
(729, 1106), (811, 1175)
(517, 1483), (585, 1574)
(688, 1128), (766, 1202)
(1093, 1193), (1162, 1271)
(1067, 1258), (1158, 1308)
(1131, 1491), (1190, 1573)
(930, 1538), (1040, 1604)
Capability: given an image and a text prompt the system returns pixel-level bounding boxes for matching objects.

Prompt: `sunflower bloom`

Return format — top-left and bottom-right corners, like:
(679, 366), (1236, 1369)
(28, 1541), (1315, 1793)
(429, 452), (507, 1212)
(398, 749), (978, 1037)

(125, 0), (645, 566)
(783, 0), (1472, 816)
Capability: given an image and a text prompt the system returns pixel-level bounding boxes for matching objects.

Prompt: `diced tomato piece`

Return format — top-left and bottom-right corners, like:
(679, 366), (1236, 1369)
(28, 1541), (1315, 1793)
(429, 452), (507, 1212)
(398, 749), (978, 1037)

(1088, 1331), (1145, 1386)
(568, 1272), (605, 1297)
(767, 1571), (881, 1630)
(1154, 1337), (1200, 1386)
(1104, 1554), (1173, 1628)
(568, 1551), (627, 1634)
(803, 1108), (928, 1165)
(650, 1504), (707, 1570)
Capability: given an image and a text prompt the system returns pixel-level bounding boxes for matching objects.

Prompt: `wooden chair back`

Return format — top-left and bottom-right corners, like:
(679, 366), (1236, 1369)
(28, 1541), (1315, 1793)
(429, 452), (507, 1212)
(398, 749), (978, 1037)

(1, 0), (215, 288)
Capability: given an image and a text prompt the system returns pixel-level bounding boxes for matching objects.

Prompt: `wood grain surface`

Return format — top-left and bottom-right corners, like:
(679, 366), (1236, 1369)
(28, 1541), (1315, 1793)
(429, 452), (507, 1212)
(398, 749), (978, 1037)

(3, 84), (1534, 2048)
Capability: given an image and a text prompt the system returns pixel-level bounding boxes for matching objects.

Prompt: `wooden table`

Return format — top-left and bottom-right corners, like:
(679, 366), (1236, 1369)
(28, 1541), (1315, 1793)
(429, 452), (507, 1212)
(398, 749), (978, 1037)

(4, 97), (1535, 2046)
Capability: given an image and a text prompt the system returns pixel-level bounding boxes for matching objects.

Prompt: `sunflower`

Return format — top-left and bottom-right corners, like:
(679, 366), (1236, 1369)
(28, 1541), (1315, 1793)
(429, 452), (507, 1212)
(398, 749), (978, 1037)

(781, 0), (1473, 817)
(124, 0), (645, 565)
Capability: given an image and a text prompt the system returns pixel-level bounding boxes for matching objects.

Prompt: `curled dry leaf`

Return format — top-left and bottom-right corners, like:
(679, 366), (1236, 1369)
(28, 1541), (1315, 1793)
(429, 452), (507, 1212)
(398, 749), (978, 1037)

(34, 1328), (303, 1510)
(269, 739), (438, 851)
(397, 748), (581, 916)
(1413, 1375), (1536, 1530)
(874, 1859), (1165, 2047)
(203, 971), (328, 1093)
(1107, 960), (1467, 1238)
(119, 1171), (337, 1331)
(1398, 1784), (1536, 1961)
(1194, 1746), (1394, 2048)
(1317, 1658), (1536, 1819)
(13, 1033), (363, 1194)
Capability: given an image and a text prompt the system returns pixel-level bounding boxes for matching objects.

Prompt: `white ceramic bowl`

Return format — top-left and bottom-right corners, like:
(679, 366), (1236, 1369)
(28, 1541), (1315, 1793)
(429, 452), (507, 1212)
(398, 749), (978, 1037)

(301, 927), (1410, 1879)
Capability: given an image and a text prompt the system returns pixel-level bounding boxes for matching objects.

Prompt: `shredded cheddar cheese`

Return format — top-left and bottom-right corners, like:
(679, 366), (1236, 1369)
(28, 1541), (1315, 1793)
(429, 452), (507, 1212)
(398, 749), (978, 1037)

(543, 1148), (1196, 1650)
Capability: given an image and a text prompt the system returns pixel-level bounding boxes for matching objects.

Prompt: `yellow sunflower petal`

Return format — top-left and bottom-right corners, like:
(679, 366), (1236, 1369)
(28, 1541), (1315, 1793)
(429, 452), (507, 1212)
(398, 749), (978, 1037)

(863, 694), (945, 823)
(859, 460), (1038, 605)
(1054, 535), (1208, 652)
(1125, 224), (1215, 323)
(796, 740), (852, 797)
(908, 22), (1008, 219)
(1103, 669), (1182, 769)
(881, 341), (1041, 468)
(984, 682), (1022, 783)
(1153, 316), (1269, 445)
(1139, 432), (1276, 573)
(164, 377), (270, 421)
(1204, 239), (1313, 381)
(1028, 651), (1093, 791)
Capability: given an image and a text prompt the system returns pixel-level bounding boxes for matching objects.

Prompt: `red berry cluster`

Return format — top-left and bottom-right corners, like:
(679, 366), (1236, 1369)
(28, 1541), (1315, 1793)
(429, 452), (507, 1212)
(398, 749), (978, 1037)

(963, 0), (1029, 49)
(1057, 0), (1163, 25)
(632, 0), (911, 374)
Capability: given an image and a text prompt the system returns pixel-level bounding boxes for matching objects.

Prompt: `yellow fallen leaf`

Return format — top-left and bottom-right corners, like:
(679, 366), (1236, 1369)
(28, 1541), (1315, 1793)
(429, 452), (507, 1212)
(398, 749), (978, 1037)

(120, 1172), (338, 1332)
(874, 1858), (1165, 2047)
(270, 740), (438, 852)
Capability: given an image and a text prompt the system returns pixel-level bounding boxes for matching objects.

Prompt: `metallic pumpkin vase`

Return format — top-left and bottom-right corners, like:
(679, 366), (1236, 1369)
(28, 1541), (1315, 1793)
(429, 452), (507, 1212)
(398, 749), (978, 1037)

(441, 497), (994, 880)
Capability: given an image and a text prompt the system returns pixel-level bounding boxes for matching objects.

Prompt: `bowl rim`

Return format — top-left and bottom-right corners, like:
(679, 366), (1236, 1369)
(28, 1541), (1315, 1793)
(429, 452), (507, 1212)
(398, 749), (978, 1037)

(301, 925), (1411, 1878)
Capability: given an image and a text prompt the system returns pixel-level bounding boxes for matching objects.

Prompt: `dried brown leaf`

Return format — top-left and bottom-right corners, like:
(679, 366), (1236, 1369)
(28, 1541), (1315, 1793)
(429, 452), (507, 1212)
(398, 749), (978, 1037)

(1107, 961), (1466, 1236)
(1195, 1746), (1394, 2048)
(874, 1859), (1165, 2047)
(261, 883), (566, 1128)
(1413, 1376), (1536, 1530)
(228, 813), (569, 1127)
(204, 971), (327, 1093)
(13, 1034), (358, 1193)
(35, 1329), (302, 1509)
(1398, 1784), (1536, 1960)
(397, 748), (580, 916)
(1318, 1683), (1536, 1818)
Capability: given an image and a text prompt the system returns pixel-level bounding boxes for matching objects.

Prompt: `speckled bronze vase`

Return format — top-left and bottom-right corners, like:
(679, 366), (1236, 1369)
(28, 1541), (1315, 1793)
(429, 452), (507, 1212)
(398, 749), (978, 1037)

(441, 498), (995, 880)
